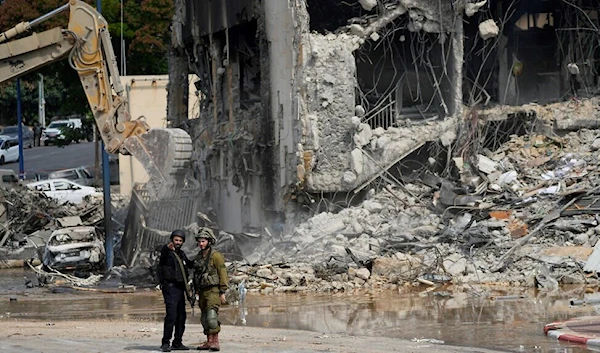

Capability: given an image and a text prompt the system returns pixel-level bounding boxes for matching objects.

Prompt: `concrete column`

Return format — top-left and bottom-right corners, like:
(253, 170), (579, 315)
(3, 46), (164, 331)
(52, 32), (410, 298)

(263, 1), (296, 199)
(451, 13), (464, 118)
(167, 0), (189, 126)
(167, 52), (189, 126)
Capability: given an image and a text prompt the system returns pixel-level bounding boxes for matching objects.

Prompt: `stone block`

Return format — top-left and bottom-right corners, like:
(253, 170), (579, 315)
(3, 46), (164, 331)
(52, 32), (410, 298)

(356, 268), (371, 280)
(350, 148), (364, 174)
(372, 255), (422, 280)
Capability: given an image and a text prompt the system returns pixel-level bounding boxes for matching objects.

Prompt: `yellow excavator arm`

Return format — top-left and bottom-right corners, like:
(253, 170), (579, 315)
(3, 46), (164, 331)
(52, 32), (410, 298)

(0, 0), (192, 197)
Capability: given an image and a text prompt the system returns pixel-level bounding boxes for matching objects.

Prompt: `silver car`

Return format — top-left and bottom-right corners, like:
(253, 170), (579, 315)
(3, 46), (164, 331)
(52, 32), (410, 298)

(0, 125), (33, 148)
(48, 167), (95, 186)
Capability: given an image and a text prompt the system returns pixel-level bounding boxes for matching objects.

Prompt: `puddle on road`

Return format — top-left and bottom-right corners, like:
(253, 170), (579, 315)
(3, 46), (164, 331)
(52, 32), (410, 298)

(0, 268), (596, 352)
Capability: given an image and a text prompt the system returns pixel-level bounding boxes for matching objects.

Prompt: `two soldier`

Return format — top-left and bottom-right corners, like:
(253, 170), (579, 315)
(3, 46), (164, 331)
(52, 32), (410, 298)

(158, 227), (229, 352)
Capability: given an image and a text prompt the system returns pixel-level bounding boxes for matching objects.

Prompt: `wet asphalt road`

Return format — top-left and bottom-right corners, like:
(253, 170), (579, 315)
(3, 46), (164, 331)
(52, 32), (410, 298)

(1, 141), (96, 178)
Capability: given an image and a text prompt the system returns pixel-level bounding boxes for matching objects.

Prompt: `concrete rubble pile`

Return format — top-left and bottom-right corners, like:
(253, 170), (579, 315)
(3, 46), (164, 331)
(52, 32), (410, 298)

(162, 0), (600, 302)
(0, 186), (106, 268)
(223, 109), (600, 295)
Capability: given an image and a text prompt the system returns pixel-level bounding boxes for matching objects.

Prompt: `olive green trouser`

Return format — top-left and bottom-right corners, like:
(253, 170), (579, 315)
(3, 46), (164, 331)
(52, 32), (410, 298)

(198, 286), (221, 335)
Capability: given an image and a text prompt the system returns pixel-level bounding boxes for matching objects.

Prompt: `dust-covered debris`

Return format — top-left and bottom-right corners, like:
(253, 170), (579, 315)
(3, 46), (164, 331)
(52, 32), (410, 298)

(210, 98), (600, 295)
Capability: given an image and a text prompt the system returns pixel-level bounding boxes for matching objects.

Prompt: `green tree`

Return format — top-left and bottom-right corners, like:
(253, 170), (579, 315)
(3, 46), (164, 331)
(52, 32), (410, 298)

(128, 0), (173, 74)
(99, 0), (173, 75)
(0, 0), (174, 125)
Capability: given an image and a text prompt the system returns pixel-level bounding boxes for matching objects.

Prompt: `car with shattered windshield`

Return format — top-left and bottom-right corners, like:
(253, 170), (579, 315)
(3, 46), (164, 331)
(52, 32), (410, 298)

(43, 226), (105, 271)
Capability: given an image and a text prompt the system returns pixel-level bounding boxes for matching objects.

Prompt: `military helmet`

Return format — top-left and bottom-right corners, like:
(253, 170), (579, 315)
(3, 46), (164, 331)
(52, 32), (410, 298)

(195, 227), (216, 244)
(170, 229), (186, 242)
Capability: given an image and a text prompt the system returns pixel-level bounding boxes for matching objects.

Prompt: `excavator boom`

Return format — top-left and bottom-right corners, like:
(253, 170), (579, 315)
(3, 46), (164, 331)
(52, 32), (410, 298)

(0, 0), (192, 197)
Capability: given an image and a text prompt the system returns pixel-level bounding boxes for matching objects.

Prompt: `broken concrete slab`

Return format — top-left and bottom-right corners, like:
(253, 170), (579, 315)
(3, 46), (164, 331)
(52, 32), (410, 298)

(584, 240), (600, 273)
(358, 0), (377, 11)
(534, 246), (593, 266)
(479, 19), (499, 40)
(465, 0), (487, 17)
(57, 216), (83, 227)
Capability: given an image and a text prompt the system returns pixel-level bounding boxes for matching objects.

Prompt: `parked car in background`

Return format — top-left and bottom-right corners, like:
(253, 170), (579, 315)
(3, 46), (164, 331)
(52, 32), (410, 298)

(43, 226), (105, 271)
(0, 125), (33, 148)
(0, 139), (19, 164)
(48, 167), (95, 186)
(26, 178), (101, 204)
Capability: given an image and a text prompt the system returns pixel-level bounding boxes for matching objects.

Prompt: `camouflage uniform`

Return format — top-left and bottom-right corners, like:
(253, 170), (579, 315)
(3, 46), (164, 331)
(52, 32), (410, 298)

(194, 249), (228, 334)
(193, 227), (228, 351)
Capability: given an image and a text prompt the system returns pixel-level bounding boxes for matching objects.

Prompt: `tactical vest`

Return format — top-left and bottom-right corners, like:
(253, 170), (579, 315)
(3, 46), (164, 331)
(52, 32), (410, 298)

(193, 250), (220, 289)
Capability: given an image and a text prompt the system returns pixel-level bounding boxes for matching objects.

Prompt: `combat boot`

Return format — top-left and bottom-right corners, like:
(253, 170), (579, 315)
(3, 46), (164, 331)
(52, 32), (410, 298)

(197, 335), (211, 350)
(171, 343), (190, 350)
(209, 333), (220, 351)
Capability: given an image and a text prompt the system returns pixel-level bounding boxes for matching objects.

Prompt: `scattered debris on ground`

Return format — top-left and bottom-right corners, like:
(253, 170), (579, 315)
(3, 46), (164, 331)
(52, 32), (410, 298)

(0, 185), (129, 288)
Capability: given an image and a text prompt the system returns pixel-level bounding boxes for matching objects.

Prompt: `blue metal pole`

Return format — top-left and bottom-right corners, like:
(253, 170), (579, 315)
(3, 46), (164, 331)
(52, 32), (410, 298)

(96, 0), (113, 270)
(16, 79), (24, 180)
(102, 142), (113, 269)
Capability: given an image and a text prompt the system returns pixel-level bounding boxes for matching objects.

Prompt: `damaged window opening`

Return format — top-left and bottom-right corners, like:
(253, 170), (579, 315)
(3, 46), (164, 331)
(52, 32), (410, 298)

(478, 112), (535, 152)
(195, 20), (261, 125)
(391, 142), (452, 189)
(236, 20), (261, 108)
(465, 0), (600, 107)
(357, 28), (448, 129)
(306, 0), (365, 33)
(506, 3), (561, 104)
(514, 12), (555, 31)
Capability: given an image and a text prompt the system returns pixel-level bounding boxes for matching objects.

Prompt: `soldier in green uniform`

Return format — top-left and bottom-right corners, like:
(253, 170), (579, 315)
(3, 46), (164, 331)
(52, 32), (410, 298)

(193, 227), (228, 351)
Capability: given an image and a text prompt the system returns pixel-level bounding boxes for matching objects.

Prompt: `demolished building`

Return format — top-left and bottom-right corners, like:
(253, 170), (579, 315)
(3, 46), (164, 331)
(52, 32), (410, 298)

(166, 0), (600, 237)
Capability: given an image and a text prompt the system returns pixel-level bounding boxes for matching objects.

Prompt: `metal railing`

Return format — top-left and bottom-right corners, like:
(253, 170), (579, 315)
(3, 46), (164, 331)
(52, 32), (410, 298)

(362, 88), (397, 130)
(121, 179), (200, 267)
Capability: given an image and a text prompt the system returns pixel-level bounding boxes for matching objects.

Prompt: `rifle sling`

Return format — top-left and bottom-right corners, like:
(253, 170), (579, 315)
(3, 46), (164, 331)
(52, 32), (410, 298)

(172, 250), (192, 299)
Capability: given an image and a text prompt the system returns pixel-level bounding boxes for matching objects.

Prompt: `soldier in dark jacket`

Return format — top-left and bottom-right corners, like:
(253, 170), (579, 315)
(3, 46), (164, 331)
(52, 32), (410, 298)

(157, 229), (193, 352)
(33, 122), (42, 147)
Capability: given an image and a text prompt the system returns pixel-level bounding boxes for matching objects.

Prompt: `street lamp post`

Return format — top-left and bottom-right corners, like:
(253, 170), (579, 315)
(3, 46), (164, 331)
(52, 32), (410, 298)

(96, 0), (113, 270)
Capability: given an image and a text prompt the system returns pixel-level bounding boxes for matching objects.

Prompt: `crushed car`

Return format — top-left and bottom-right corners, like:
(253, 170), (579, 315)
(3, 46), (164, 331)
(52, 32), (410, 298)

(42, 226), (105, 271)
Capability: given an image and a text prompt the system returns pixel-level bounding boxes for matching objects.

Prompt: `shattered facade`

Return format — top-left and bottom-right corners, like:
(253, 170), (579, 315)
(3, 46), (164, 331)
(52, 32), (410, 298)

(170, 0), (600, 234)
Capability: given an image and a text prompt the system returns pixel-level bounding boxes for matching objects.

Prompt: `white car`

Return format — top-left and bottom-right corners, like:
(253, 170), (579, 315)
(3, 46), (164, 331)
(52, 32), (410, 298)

(0, 139), (19, 164)
(26, 178), (102, 204)
(42, 119), (83, 146)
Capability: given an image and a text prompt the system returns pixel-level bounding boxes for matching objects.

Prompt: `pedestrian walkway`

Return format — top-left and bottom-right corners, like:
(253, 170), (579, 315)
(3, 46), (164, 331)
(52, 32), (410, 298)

(545, 316), (600, 349)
